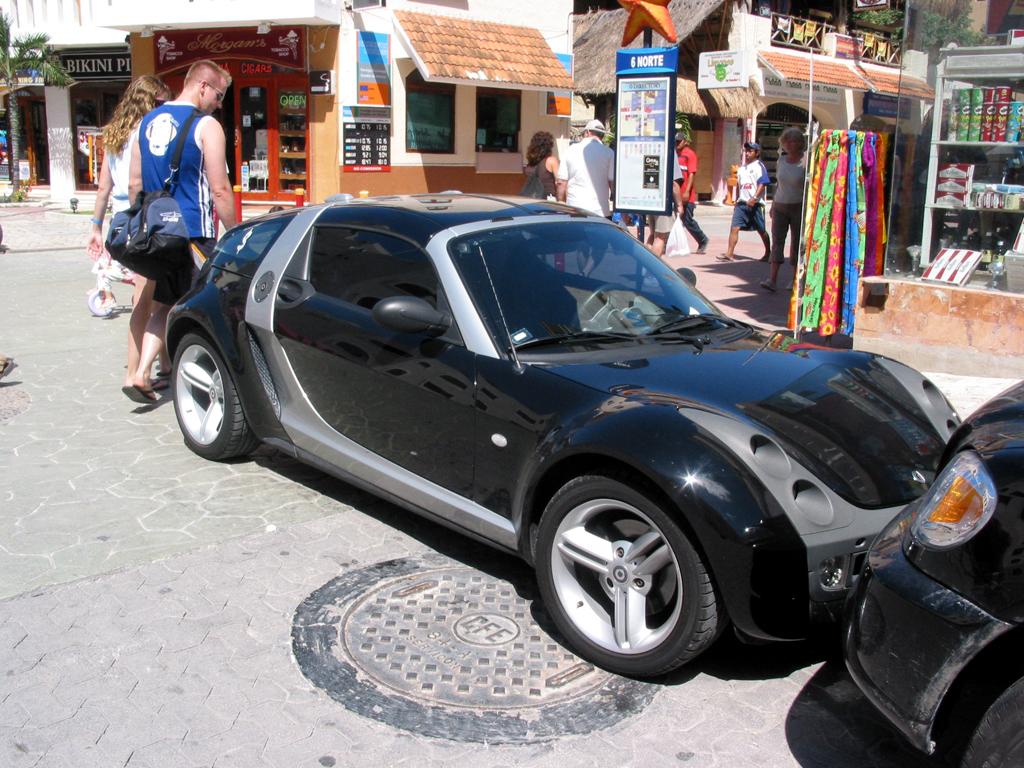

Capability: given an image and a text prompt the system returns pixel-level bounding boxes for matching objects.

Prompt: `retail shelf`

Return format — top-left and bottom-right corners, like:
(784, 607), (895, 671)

(926, 203), (1024, 212)
(933, 140), (1024, 148)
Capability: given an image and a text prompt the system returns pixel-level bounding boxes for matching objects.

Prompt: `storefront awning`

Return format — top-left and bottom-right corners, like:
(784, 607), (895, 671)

(759, 50), (873, 92)
(393, 10), (573, 92)
(854, 62), (933, 101)
(759, 49), (933, 102)
(676, 77), (763, 119)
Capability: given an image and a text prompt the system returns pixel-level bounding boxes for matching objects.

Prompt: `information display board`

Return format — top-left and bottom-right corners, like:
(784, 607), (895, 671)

(614, 47), (678, 215)
(342, 106), (391, 173)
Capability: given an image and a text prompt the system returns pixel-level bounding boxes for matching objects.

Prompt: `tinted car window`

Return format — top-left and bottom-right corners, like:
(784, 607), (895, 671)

(212, 215), (291, 276)
(449, 221), (718, 344)
(310, 227), (438, 310)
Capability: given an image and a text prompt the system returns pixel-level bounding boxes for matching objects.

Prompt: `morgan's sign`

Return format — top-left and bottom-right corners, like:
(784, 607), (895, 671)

(154, 28), (305, 73)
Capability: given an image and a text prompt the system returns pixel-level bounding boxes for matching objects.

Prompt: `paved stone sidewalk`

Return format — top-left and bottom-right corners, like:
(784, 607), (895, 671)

(0, 206), (1016, 768)
(1, 512), (929, 768)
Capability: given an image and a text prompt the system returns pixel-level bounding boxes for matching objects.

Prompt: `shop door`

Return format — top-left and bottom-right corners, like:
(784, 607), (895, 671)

(234, 79), (308, 202)
(757, 103), (811, 201)
(16, 98), (48, 186)
(236, 80), (272, 200)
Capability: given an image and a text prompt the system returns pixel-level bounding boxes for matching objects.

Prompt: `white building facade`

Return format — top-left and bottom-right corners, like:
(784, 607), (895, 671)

(2, 0), (573, 206)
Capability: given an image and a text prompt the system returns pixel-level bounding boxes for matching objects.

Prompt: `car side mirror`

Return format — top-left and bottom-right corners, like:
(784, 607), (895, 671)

(373, 296), (451, 337)
(676, 267), (697, 286)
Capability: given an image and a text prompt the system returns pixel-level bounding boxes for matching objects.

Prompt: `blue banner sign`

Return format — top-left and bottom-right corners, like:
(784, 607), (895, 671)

(616, 47), (679, 76)
(614, 47), (678, 215)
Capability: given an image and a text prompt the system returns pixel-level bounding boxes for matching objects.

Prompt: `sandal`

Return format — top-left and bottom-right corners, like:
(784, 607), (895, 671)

(121, 383), (159, 404)
(760, 279), (777, 292)
(0, 355), (15, 381)
(715, 255), (735, 262)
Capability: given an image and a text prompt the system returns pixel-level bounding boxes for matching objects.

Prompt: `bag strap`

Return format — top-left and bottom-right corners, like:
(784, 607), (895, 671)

(164, 108), (201, 193)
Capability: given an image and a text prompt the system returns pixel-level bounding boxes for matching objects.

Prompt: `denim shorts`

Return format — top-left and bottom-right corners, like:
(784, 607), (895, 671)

(731, 202), (766, 232)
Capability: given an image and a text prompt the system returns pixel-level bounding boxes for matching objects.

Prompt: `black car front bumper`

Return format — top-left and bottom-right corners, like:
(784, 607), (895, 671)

(843, 509), (1012, 754)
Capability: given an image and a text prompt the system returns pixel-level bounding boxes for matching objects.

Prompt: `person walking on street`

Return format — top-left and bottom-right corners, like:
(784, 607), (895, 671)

(719, 142), (771, 263)
(645, 154), (684, 260)
(675, 131), (709, 254)
(124, 59), (236, 404)
(86, 75), (172, 392)
(522, 131), (559, 200)
(556, 119), (614, 217)
(761, 127), (806, 292)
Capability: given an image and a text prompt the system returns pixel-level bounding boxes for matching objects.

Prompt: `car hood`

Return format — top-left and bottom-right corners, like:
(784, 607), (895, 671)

(541, 332), (948, 508)
(949, 379), (1024, 457)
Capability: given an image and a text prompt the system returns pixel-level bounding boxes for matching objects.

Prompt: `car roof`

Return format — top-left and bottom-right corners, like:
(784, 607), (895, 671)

(311, 193), (596, 247)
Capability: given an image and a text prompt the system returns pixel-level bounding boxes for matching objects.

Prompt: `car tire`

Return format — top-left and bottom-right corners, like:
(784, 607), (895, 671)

(962, 675), (1024, 768)
(535, 474), (720, 676)
(172, 332), (258, 461)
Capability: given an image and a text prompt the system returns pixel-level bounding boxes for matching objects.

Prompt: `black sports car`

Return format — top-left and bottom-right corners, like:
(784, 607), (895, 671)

(845, 380), (1024, 766)
(166, 194), (957, 676)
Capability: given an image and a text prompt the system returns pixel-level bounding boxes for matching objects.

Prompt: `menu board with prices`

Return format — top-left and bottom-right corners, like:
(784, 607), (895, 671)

(343, 106), (391, 173)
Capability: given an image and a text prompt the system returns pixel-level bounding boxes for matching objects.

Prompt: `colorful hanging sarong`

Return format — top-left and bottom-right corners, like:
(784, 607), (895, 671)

(842, 131), (866, 334)
(862, 134), (879, 276)
(799, 130), (842, 330)
(817, 131), (850, 336)
(876, 132), (889, 262)
(789, 134), (827, 329)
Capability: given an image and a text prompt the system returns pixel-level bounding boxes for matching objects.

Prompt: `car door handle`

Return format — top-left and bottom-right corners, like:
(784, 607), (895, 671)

(276, 278), (311, 306)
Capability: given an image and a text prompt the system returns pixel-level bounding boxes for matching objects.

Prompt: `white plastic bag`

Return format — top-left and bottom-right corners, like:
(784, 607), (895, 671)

(665, 216), (691, 257)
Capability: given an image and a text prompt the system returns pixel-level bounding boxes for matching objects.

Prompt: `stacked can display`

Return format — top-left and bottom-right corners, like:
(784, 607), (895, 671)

(948, 86), (1023, 142)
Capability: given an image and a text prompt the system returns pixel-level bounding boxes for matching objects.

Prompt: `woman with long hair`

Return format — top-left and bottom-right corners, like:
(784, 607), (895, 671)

(522, 131), (559, 199)
(86, 75), (171, 395)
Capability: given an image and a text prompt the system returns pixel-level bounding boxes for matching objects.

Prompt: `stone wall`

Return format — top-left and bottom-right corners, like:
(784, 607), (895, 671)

(853, 276), (1024, 378)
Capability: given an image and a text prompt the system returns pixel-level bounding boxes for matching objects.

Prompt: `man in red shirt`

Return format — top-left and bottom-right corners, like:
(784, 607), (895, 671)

(675, 132), (709, 254)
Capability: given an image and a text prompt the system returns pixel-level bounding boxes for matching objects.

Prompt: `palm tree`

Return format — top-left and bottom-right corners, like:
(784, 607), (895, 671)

(0, 11), (71, 193)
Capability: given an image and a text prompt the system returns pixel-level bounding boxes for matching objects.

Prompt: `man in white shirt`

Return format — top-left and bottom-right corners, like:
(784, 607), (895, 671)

(556, 119), (615, 217)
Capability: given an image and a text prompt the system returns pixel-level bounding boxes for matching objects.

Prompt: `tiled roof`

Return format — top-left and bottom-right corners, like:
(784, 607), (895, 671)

(759, 49), (934, 101)
(759, 49), (873, 90)
(856, 63), (934, 101)
(394, 10), (573, 91)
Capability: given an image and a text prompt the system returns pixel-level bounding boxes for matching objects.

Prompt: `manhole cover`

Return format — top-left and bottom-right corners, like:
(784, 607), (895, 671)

(292, 554), (655, 743)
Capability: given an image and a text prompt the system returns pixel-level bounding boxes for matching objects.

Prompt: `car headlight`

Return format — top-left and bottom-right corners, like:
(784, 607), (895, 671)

(910, 451), (997, 550)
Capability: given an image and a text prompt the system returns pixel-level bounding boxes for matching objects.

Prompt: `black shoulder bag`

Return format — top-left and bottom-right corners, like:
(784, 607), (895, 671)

(105, 109), (200, 279)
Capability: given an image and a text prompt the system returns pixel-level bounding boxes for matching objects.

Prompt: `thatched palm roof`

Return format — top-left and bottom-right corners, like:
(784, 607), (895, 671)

(573, 0), (763, 119)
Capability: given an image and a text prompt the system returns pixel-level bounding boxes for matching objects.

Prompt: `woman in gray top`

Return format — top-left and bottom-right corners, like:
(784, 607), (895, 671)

(762, 127), (806, 292)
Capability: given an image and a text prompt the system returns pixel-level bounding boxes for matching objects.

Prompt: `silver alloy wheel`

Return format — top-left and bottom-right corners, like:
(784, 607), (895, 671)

(175, 343), (226, 446)
(550, 498), (683, 655)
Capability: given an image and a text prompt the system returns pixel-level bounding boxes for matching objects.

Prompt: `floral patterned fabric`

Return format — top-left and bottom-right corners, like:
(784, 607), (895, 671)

(796, 129), (885, 337)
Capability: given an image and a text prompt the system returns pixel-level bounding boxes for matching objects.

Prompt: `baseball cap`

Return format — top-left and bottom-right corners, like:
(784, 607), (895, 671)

(585, 119), (608, 135)
(744, 141), (761, 151)
(675, 131), (690, 143)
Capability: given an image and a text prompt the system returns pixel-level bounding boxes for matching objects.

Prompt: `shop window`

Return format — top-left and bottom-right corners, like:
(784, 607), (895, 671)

(475, 88), (520, 152)
(405, 71), (454, 154)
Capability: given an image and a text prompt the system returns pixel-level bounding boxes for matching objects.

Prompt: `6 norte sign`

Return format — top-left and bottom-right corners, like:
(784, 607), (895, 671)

(614, 46), (678, 216)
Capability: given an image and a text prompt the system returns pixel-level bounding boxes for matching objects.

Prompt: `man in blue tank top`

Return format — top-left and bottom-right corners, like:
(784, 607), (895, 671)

(123, 59), (235, 403)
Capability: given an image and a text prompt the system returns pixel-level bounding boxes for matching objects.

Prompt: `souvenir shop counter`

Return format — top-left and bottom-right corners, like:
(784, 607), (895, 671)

(852, 274), (1024, 378)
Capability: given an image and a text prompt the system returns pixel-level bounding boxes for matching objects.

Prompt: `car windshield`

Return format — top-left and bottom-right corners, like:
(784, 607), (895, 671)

(449, 220), (721, 348)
